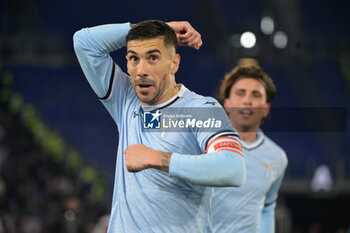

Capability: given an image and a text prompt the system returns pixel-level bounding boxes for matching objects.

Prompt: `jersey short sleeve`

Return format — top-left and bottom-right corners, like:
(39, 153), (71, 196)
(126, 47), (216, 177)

(188, 97), (240, 153)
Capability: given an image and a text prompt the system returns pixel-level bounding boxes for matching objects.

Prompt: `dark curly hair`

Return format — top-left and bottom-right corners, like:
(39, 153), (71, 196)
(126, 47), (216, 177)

(126, 20), (178, 52)
(220, 64), (276, 103)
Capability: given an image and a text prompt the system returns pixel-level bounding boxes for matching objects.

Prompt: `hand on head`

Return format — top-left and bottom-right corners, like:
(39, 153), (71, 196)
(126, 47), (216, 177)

(166, 21), (202, 50)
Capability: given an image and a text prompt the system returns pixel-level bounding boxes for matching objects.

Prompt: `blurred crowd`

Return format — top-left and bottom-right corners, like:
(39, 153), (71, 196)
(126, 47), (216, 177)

(0, 88), (109, 233)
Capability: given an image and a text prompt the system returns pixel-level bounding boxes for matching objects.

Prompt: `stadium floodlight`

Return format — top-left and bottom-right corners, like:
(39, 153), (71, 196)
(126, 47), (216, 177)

(240, 32), (256, 49)
(273, 31), (288, 49)
(261, 16), (274, 35)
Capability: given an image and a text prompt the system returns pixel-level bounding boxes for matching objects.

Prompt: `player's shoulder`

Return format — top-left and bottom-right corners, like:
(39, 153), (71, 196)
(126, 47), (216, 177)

(263, 135), (288, 166)
(181, 89), (221, 108)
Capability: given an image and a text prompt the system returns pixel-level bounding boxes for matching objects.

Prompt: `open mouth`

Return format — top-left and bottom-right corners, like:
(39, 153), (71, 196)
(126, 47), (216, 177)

(239, 109), (253, 116)
(138, 84), (153, 88)
(136, 83), (155, 92)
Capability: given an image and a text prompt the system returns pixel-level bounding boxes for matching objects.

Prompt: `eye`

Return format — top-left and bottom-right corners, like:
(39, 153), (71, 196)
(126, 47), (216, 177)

(253, 92), (262, 98)
(149, 55), (158, 61)
(128, 56), (139, 62)
(236, 90), (244, 96)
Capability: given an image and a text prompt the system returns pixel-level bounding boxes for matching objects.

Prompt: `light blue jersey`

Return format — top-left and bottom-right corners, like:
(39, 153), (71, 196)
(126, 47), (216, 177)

(212, 130), (287, 233)
(73, 23), (245, 233)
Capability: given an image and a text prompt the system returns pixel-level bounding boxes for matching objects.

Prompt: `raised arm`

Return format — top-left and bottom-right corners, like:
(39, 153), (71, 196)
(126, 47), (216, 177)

(73, 23), (135, 126)
(73, 21), (202, 124)
(73, 21), (202, 98)
(73, 23), (131, 99)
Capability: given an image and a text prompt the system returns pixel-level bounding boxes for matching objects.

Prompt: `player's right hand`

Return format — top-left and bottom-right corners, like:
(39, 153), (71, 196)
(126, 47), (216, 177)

(166, 21), (202, 50)
(124, 144), (172, 173)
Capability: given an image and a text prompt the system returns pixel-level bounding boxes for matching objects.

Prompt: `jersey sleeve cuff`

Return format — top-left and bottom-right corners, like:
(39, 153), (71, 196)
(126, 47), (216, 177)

(169, 153), (181, 177)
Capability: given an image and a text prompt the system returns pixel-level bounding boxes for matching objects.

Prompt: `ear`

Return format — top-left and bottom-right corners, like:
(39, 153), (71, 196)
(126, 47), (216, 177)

(125, 55), (130, 75)
(223, 98), (230, 113)
(171, 53), (180, 74)
(263, 103), (271, 118)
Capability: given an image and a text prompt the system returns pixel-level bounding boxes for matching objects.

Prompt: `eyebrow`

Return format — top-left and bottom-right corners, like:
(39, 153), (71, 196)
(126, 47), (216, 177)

(146, 49), (161, 55)
(252, 90), (262, 94)
(126, 49), (161, 55)
(236, 88), (262, 94)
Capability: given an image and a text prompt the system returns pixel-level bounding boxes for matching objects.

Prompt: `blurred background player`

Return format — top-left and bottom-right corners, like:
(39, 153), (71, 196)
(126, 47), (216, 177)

(73, 20), (245, 233)
(212, 61), (288, 233)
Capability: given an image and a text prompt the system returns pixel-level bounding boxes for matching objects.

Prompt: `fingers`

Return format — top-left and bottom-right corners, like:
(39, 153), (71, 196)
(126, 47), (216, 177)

(178, 32), (202, 50)
(178, 31), (195, 43)
(127, 167), (138, 173)
(124, 145), (135, 172)
(177, 23), (202, 50)
(124, 144), (149, 173)
(167, 21), (203, 50)
(180, 32), (202, 50)
(177, 28), (194, 40)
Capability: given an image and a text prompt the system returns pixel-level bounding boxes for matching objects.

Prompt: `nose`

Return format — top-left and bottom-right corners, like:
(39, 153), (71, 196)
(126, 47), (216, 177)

(136, 60), (148, 77)
(242, 94), (253, 106)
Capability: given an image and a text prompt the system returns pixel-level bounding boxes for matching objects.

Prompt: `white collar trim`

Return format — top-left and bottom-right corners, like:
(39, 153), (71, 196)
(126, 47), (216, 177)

(142, 84), (187, 111)
(241, 131), (264, 150)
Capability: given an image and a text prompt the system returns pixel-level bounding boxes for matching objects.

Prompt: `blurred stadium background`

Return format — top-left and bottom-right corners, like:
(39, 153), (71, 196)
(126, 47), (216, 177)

(0, 0), (350, 232)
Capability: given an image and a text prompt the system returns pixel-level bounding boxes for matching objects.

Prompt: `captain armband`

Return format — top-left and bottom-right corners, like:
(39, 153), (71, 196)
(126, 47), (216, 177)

(206, 136), (244, 158)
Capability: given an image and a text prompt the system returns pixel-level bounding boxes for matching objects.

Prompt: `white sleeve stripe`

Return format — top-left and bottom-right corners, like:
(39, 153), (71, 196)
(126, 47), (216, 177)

(99, 63), (116, 101)
(206, 131), (239, 146)
(206, 136), (240, 150)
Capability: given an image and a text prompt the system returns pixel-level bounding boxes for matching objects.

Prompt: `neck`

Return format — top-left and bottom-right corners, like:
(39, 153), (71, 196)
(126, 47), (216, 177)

(141, 78), (179, 106)
(232, 123), (259, 142)
(238, 131), (258, 142)
(158, 83), (179, 104)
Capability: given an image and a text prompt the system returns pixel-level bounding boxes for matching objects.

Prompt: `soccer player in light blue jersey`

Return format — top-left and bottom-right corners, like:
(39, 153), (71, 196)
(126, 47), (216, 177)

(73, 20), (246, 233)
(212, 64), (288, 233)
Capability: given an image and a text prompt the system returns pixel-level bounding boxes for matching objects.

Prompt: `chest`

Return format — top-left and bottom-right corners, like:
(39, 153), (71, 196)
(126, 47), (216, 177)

(243, 149), (281, 194)
(121, 107), (202, 154)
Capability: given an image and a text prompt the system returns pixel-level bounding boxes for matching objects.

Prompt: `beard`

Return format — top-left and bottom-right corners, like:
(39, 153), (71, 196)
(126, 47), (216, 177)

(132, 77), (163, 105)
(229, 112), (262, 132)
(135, 88), (161, 105)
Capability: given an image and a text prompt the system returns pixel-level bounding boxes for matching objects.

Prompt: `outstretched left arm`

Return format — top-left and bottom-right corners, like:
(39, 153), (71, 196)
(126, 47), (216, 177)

(124, 140), (245, 187)
(124, 144), (172, 173)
